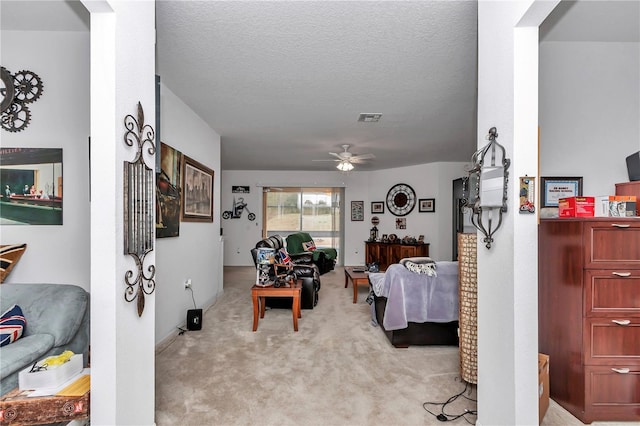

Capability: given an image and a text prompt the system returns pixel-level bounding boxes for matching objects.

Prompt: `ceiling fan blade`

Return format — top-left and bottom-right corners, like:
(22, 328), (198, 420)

(312, 159), (340, 162)
(350, 153), (375, 161)
(328, 152), (344, 159)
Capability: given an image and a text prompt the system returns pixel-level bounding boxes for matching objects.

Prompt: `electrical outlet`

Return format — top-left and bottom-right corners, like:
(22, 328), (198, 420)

(184, 279), (192, 290)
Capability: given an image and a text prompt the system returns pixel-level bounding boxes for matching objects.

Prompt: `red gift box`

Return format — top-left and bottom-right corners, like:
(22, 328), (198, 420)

(558, 196), (595, 217)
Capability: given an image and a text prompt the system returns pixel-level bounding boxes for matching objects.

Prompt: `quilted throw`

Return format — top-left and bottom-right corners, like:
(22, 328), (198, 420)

(369, 262), (459, 330)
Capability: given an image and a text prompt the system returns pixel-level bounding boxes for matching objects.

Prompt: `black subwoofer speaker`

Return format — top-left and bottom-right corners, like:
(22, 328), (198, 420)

(186, 309), (203, 331)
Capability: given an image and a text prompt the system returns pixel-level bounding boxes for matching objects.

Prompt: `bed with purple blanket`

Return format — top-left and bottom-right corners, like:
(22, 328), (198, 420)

(368, 261), (459, 348)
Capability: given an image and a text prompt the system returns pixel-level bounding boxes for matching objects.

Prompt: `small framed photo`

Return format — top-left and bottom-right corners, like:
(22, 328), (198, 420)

(351, 200), (364, 221)
(540, 176), (583, 208)
(419, 198), (435, 213)
(371, 201), (384, 214)
(418, 235), (424, 243)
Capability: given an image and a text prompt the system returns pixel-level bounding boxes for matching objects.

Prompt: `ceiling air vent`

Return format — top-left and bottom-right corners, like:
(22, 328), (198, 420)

(358, 113), (382, 123)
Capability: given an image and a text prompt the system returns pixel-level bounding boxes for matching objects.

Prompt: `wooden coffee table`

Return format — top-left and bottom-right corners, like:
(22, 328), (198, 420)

(251, 280), (302, 331)
(344, 266), (370, 303)
(0, 386), (90, 425)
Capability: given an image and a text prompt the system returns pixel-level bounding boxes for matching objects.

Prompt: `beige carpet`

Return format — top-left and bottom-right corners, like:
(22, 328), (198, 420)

(154, 266), (590, 426)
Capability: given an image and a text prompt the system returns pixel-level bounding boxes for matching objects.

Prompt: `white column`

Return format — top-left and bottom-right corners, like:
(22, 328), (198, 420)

(476, 1), (557, 425)
(86, 1), (156, 424)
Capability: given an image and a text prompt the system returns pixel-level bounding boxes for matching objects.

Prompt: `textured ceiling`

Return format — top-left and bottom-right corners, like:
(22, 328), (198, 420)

(155, 1), (479, 171)
(3, 1), (638, 171)
(540, 0), (639, 42)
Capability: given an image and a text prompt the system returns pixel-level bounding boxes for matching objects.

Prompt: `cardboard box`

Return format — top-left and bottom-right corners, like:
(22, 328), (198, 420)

(609, 195), (637, 217)
(19, 354), (83, 391)
(558, 196), (595, 217)
(616, 181), (640, 216)
(594, 196), (610, 217)
(538, 353), (550, 425)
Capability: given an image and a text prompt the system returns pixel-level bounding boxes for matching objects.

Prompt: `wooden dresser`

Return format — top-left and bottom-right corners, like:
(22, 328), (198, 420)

(364, 241), (429, 271)
(539, 218), (640, 423)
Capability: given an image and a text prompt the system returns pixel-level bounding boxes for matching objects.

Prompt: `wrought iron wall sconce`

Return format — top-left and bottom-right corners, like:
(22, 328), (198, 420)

(462, 127), (510, 249)
(123, 102), (156, 316)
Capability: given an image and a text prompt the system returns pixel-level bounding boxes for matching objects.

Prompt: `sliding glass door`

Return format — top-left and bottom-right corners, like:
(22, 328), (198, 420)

(263, 187), (343, 264)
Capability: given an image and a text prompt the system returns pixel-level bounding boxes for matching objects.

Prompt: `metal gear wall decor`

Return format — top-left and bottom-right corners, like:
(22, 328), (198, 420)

(1, 66), (44, 133)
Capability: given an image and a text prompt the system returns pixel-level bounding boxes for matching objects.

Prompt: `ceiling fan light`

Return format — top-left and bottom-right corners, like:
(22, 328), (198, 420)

(337, 161), (354, 172)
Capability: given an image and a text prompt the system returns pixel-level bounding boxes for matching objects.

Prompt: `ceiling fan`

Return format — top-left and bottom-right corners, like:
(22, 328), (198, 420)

(313, 145), (375, 170)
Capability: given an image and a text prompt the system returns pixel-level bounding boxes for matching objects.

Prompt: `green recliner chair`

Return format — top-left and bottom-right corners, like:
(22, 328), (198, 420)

(285, 232), (336, 274)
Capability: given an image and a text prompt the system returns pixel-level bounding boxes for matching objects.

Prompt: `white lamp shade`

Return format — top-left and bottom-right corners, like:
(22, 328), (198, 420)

(337, 161), (354, 171)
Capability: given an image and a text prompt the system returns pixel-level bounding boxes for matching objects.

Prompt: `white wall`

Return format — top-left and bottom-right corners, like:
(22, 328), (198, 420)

(221, 162), (467, 267)
(155, 82), (222, 344)
(540, 41), (640, 194)
(0, 30), (90, 289)
(368, 162), (469, 261)
(220, 170), (355, 265)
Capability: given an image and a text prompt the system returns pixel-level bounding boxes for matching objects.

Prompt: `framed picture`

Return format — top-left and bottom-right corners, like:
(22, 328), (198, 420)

(540, 176), (583, 208)
(232, 185), (250, 193)
(418, 235), (425, 243)
(371, 201), (384, 214)
(351, 200), (364, 221)
(0, 148), (63, 225)
(182, 155), (214, 222)
(157, 142), (182, 237)
(419, 198), (435, 213)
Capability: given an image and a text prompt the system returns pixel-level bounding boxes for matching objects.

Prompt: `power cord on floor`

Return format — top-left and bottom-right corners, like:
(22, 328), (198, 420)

(188, 286), (197, 309)
(422, 378), (477, 424)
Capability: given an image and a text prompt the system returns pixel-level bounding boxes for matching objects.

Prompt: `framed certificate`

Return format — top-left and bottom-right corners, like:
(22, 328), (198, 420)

(540, 176), (583, 208)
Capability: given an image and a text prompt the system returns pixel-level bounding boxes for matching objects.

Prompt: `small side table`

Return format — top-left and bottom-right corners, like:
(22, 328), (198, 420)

(0, 387), (90, 425)
(344, 266), (370, 303)
(252, 281), (301, 331)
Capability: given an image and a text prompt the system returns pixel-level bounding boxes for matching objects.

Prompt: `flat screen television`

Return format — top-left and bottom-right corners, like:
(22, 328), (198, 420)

(627, 151), (640, 181)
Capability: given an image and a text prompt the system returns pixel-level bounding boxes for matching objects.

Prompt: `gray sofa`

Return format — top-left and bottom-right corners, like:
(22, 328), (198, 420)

(0, 284), (90, 396)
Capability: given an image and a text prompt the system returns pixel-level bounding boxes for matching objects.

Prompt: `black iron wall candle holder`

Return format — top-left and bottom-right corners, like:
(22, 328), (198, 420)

(123, 102), (156, 316)
(463, 127), (510, 249)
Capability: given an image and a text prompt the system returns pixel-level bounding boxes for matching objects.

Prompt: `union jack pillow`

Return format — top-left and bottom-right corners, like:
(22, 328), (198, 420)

(0, 304), (26, 347)
(302, 241), (316, 251)
(278, 248), (293, 266)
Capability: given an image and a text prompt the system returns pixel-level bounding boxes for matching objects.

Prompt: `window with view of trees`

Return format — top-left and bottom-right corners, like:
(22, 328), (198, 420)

(263, 187), (342, 261)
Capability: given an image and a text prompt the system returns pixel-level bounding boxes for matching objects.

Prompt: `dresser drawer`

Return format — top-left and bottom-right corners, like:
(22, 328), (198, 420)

(584, 221), (640, 269)
(585, 318), (640, 365)
(585, 270), (640, 316)
(584, 366), (640, 422)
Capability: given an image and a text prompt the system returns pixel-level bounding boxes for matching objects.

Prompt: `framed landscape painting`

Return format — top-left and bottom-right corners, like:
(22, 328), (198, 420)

(182, 155), (214, 222)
